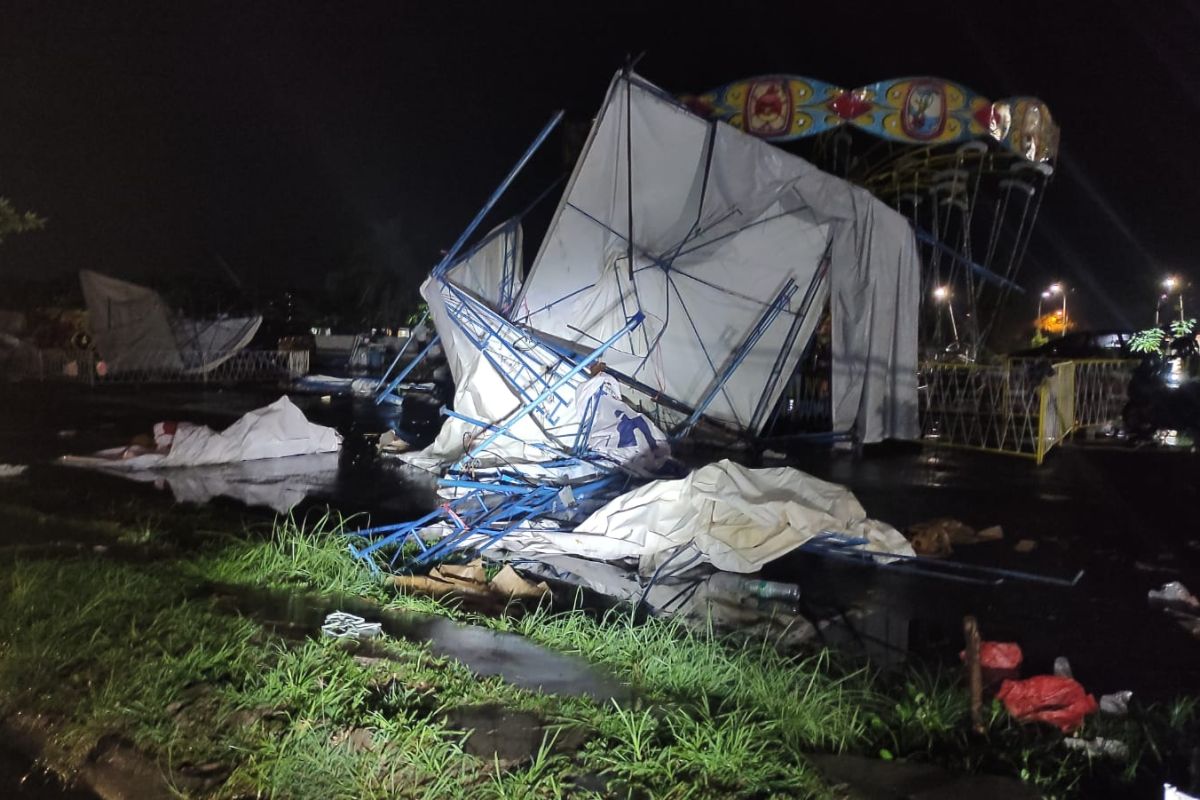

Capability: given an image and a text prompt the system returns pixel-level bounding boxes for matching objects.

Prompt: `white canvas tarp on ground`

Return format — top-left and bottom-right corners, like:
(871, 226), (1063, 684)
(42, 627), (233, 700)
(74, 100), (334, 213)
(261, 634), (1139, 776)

(514, 73), (919, 442)
(491, 458), (913, 573)
(63, 396), (341, 470)
(80, 270), (261, 375)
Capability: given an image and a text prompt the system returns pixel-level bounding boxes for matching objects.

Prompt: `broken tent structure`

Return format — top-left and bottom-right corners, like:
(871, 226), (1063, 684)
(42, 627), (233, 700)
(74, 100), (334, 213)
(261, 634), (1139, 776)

(359, 71), (919, 573)
(80, 270), (262, 375)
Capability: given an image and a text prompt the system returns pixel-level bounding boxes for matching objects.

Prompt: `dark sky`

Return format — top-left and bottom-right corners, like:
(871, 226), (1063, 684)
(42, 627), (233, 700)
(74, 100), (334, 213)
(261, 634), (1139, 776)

(2, 0), (1198, 336)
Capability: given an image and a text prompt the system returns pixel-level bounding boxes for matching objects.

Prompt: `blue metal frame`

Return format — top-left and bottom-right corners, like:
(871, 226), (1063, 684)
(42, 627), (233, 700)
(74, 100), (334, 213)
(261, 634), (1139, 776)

(432, 112), (563, 279)
(674, 279), (798, 438)
(373, 335), (440, 405)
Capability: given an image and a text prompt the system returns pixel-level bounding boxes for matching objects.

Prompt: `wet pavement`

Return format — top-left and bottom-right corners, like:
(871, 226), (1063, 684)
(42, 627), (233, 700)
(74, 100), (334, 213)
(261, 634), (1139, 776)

(1, 383), (1198, 748)
(769, 442), (1200, 700)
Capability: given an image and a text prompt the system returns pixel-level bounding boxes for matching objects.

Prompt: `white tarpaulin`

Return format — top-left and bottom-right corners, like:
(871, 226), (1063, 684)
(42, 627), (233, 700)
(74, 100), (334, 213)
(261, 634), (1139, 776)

(63, 396), (341, 470)
(443, 220), (523, 314)
(514, 73), (919, 442)
(80, 270), (261, 374)
(492, 458), (913, 573)
(401, 228), (667, 476)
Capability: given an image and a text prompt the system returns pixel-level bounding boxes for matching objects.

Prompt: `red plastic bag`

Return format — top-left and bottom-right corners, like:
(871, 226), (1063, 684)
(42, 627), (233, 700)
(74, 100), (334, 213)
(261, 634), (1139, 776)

(960, 641), (1023, 670)
(997, 675), (1098, 732)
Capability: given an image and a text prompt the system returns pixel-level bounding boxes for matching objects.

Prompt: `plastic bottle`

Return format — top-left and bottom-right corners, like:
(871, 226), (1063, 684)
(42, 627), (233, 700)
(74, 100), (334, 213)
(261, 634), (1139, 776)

(707, 572), (800, 602)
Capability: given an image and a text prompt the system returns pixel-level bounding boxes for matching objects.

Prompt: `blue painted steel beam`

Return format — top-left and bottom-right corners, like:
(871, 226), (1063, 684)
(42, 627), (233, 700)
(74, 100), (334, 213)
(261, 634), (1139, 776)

(375, 310), (428, 398)
(373, 335), (440, 405)
(914, 227), (1025, 293)
(432, 112), (564, 278)
(454, 311), (644, 470)
(675, 280), (798, 438)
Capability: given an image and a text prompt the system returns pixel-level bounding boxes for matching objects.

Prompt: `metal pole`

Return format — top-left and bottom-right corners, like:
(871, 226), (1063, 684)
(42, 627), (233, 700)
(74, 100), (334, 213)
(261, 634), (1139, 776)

(432, 111), (564, 278)
(1036, 296), (1043, 334)
(1181, 293), (1186, 324)
(1061, 293), (1067, 331)
(947, 300), (960, 343)
(375, 309), (427, 395)
(457, 313), (644, 467)
(372, 335), (440, 405)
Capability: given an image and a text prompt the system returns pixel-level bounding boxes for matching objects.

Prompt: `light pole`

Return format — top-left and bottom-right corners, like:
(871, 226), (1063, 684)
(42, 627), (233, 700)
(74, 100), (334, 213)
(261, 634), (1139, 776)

(1037, 290), (1051, 335)
(933, 285), (958, 343)
(1046, 283), (1065, 334)
(1163, 276), (1183, 324)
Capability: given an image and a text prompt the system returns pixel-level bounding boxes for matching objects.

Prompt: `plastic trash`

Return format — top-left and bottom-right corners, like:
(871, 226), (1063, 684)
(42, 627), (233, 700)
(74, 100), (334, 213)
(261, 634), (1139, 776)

(1149, 581), (1200, 612)
(996, 675), (1099, 732)
(1053, 656), (1073, 679)
(707, 572), (801, 602)
(1099, 690), (1133, 716)
(1064, 736), (1128, 760)
(321, 611), (382, 639)
(959, 641), (1023, 670)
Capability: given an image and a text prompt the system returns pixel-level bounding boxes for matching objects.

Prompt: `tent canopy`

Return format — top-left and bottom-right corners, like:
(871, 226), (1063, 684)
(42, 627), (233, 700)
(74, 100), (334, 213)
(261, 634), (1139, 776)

(514, 73), (919, 442)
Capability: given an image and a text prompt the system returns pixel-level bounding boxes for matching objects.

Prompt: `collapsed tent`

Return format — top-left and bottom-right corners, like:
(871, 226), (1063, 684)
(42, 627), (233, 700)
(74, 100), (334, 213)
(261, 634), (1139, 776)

(513, 72), (920, 443)
(488, 459), (913, 573)
(63, 396), (341, 470)
(400, 223), (668, 477)
(80, 270), (261, 374)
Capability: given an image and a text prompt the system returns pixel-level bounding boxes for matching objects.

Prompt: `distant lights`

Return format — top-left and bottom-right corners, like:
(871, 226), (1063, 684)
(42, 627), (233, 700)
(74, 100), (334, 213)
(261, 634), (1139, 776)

(1163, 276), (1180, 292)
(932, 285), (950, 301)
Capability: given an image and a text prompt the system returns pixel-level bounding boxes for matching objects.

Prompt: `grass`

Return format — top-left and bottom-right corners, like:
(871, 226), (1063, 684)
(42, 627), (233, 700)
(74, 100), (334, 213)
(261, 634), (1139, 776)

(1, 504), (1197, 798)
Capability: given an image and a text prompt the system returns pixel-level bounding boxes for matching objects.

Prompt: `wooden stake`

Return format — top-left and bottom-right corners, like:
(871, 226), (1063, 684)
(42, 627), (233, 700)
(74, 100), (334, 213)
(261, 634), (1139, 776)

(963, 615), (985, 734)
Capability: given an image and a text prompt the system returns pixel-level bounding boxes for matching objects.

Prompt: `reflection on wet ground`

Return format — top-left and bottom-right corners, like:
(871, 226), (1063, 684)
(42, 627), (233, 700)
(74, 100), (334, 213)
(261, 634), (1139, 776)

(211, 585), (630, 703)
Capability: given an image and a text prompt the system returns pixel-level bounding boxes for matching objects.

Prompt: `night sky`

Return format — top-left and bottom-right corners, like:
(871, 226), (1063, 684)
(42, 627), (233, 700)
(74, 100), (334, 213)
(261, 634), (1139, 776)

(2, 1), (1198, 340)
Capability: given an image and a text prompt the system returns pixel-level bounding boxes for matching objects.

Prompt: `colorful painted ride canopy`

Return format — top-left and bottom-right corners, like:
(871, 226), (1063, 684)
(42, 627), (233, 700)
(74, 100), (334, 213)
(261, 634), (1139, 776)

(684, 76), (1059, 162)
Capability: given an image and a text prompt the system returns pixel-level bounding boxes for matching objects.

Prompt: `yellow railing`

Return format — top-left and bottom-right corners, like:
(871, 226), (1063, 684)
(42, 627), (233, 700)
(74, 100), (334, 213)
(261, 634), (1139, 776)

(921, 360), (1074, 464)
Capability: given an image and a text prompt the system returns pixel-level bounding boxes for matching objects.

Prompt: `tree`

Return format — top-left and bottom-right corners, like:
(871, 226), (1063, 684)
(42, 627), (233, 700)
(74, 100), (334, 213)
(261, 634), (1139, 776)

(0, 197), (46, 243)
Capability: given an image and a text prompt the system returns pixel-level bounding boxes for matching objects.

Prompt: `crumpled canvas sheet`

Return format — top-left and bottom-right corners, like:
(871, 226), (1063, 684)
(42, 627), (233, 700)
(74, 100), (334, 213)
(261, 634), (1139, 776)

(494, 458), (913, 573)
(62, 396), (341, 470)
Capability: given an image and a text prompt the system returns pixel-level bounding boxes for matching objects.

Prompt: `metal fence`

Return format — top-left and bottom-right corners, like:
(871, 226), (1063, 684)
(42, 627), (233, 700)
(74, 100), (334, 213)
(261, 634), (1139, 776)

(1069, 358), (1137, 432)
(14, 349), (310, 385)
(920, 360), (1075, 464)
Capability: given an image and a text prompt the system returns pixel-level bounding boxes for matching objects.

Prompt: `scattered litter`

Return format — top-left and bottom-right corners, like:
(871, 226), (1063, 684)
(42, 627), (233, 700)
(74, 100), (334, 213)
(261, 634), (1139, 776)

(977, 525), (1004, 541)
(906, 520), (953, 557)
(1014, 539), (1038, 553)
(390, 559), (551, 602)
(1149, 581), (1200, 611)
(1053, 656), (1073, 679)
(1099, 690), (1133, 716)
(707, 573), (801, 602)
(0, 464), (27, 478)
(321, 612), (382, 640)
(1063, 736), (1128, 760)
(1149, 581), (1200, 639)
(959, 641), (1023, 671)
(996, 675), (1098, 732)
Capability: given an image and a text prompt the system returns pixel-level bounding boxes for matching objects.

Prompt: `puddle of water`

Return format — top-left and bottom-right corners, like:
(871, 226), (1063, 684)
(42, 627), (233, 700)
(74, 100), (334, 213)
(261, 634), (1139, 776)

(0, 748), (96, 800)
(211, 586), (630, 703)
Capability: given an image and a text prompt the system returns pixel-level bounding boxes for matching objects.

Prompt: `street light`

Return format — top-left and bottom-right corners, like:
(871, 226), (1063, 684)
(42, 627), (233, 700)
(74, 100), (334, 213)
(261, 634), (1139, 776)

(932, 285), (958, 342)
(1046, 283), (1066, 332)
(1036, 290), (1051, 334)
(1162, 276), (1184, 323)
